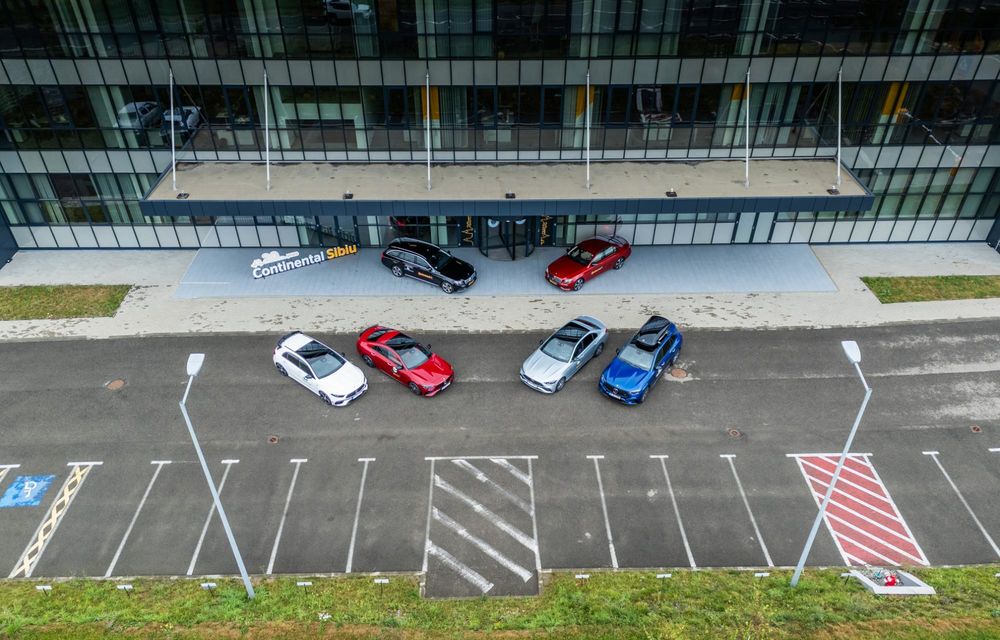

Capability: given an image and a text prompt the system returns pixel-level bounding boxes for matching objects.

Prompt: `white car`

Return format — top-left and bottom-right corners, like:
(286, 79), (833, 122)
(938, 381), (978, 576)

(162, 106), (202, 131)
(116, 101), (162, 129)
(273, 331), (367, 406)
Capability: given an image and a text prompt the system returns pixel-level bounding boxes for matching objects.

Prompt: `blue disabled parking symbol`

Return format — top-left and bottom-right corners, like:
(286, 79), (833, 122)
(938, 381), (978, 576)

(0, 475), (56, 508)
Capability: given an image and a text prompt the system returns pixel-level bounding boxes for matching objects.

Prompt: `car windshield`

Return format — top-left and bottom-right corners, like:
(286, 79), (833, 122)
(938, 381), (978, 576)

(432, 250), (451, 270)
(540, 323), (587, 362)
(617, 343), (656, 371)
(566, 245), (594, 265)
(298, 341), (345, 378)
(386, 335), (430, 368)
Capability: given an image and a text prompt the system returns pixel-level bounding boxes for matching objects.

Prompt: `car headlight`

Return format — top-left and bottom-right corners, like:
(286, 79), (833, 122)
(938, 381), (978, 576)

(422, 383), (435, 390)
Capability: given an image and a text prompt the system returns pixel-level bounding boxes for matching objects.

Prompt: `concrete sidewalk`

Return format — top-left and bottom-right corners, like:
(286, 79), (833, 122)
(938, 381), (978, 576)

(1, 243), (999, 340)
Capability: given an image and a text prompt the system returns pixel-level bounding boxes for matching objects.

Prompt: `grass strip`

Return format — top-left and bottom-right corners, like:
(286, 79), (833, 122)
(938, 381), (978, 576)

(2, 568), (998, 639)
(0, 285), (132, 320)
(861, 275), (1000, 304)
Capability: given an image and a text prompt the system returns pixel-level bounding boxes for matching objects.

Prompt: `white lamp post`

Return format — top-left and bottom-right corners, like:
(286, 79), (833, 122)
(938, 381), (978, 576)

(790, 340), (872, 587)
(179, 353), (255, 599)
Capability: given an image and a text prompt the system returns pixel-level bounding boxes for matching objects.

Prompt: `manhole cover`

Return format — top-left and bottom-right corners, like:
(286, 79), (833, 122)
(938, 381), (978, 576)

(104, 379), (126, 391)
(267, 435), (280, 444)
(728, 428), (743, 439)
(670, 368), (688, 379)
(970, 425), (982, 433)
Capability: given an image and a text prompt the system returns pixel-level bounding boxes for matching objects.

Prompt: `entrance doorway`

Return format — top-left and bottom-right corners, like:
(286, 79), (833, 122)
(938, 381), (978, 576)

(478, 217), (536, 259)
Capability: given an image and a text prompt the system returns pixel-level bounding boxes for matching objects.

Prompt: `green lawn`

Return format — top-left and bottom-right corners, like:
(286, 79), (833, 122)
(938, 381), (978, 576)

(2, 568), (998, 639)
(0, 285), (132, 320)
(861, 275), (1000, 304)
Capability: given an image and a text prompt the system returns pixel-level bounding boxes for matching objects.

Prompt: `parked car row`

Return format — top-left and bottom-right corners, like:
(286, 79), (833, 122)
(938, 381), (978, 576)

(272, 315), (682, 407)
(380, 234), (632, 294)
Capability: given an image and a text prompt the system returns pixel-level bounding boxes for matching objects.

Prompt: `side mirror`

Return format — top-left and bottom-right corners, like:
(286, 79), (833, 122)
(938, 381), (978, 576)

(391, 366), (399, 374)
(426, 344), (432, 350)
(538, 338), (543, 345)
(615, 348), (621, 355)
(304, 374), (313, 380)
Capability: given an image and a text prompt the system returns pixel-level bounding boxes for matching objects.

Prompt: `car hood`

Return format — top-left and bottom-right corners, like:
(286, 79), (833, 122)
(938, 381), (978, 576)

(521, 349), (569, 383)
(409, 354), (453, 385)
(546, 255), (586, 280)
(602, 358), (652, 393)
(438, 257), (475, 282)
(317, 361), (367, 395)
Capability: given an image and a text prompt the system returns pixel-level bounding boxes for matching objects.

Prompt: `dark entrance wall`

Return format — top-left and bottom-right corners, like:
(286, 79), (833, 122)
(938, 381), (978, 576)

(989, 217), (1000, 253)
(0, 212), (15, 268)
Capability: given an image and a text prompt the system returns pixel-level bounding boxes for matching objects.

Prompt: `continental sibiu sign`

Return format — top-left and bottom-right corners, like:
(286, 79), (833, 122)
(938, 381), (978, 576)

(251, 245), (358, 279)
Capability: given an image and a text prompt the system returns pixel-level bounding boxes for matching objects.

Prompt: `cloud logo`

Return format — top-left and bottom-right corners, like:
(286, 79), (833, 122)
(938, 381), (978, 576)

(251, 250), (300, 269)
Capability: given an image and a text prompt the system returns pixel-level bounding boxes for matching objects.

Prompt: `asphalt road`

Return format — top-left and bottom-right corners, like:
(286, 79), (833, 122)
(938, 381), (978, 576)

(0, 321), (998, 597)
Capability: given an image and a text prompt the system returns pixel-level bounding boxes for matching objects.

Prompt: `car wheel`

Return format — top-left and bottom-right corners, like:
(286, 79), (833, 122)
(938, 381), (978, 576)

(362, 354), (375, 368)
(275, 363), (288, 376)
(320, 392), (333, 406)
(391, 265), (404, 277)
(637, 387), (649, 403)
(613, 257), (625, 270)
(408, 382), (422, 396)
(572, 279), (584, 291)
(554, 377), (566, 392)
(593, 341), (604, 358)
(441, 281), (455, 294)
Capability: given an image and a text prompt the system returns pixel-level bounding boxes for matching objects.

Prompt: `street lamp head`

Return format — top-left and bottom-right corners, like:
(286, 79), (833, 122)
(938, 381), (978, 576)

(841, 340), (861, 365)
(186, 353), (205, 377)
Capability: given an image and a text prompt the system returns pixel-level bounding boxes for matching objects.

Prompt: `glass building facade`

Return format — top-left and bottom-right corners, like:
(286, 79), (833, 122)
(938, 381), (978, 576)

(0, 0), (998, 257)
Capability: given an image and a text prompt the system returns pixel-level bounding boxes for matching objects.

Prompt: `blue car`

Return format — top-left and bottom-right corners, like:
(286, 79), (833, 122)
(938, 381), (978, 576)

(599, 316), (683, 405)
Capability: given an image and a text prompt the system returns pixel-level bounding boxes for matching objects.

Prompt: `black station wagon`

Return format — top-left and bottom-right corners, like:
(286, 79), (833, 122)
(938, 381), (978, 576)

(380, 238), (477, 294)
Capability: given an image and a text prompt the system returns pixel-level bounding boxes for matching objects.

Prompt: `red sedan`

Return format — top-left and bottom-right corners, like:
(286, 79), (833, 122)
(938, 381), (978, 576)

(356, 325), (454, 396)
(545, 235), (632, 291)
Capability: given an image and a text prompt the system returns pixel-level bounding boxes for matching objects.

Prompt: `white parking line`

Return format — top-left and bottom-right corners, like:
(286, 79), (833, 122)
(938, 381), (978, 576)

(452, 459), (533, 515)
(923, 451), (1000, 560)
(426, 541), (494, 593)
(720, 455), (773, 567)
(266, 458), (307, 575)
(346, 458), (374, 573)
(0, 464), (19, 486)
(425, 455), (538, 461)
(434, 475), (537, 552)
(527, 458), (542, 572)
(433, 508), (532, 582)
(422, 459), (436, 573)
(186, 460), (237, 576)
(104, 461), (171, 578)
(491, 458), (531, 485)
(990, 448), (1000, 453)
(650, 455), (696, 569)
(587, 455), (618, 569)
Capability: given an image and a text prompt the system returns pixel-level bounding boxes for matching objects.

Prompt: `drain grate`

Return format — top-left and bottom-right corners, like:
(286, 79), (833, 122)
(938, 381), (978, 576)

(970, 425), (982, 433)
(267, 435), (280, 444)
(728, 428), (743, 439)
(104, 379), (126, 391)
(670, 368), (688, 379)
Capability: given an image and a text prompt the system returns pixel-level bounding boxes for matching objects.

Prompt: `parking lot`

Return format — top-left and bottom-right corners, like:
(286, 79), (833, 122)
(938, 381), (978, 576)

(1, 323), (998, 596)
(1, 442), (997, 596)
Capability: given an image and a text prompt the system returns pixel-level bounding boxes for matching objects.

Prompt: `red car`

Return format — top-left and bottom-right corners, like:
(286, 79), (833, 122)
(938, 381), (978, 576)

(356, 325), (454, 396)
(545, 235), (632, 291)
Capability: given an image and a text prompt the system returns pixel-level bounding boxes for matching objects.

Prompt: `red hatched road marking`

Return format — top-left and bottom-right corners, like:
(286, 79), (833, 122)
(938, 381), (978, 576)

(790, 453), (929, 567)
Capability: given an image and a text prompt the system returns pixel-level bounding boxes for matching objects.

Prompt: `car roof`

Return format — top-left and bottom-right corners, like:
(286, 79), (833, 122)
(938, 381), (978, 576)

(389, 238), (442, 257)
(281, 331), (315, 351)
(631, 316), (673, 350)
(576, 237), (613, 252)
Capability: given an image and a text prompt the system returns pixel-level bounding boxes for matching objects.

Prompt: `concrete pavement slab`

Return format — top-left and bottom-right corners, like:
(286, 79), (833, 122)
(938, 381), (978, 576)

(2, 243), (1000, 341)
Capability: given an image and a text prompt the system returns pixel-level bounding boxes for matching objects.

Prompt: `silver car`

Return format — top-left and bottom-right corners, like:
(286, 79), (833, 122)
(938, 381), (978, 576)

(519, 316), (608, 393)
